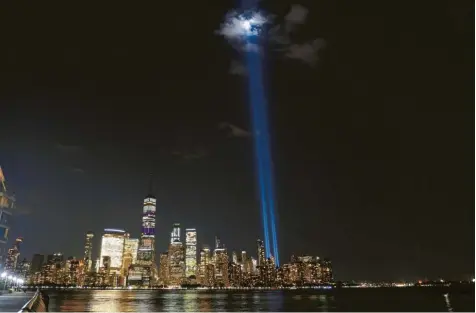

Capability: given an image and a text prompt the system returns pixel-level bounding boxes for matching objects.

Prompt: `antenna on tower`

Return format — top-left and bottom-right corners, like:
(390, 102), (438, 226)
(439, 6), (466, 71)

(147, 173), (154, 197)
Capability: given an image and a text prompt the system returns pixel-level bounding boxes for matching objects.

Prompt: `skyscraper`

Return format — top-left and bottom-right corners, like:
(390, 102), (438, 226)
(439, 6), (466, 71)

(135, 179), (157, 287)
(199, 245), (211, 285)
(31, 254), (44, 273)
(137, 196), (156, 264)
(158, 252), (169, 285)
(185, 228), (197, 278)
(99, 228), (126, 273)
(257, 239), (265, 266)
(168, 224), (185, 286)
(5, 237), (22, 272)
(122, 233), (139, 281)
(124, 237), (139, 264)
(214, 237), (229, 286)
(170, 223), (180, 244)
(83, 231), (94, 272)
(0, 167), (14, 247)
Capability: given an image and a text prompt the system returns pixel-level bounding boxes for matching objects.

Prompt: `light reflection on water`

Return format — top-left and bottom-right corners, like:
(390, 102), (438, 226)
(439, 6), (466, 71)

(49, 290), (334, 312)
(46, 288), (471, 312)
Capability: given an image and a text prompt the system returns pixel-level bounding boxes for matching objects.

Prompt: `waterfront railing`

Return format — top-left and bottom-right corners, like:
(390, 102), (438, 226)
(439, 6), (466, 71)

(18, 289), (48, 312)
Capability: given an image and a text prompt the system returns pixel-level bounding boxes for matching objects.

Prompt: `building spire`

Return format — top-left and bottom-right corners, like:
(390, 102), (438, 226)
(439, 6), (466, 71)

(147, 173), (154, 197)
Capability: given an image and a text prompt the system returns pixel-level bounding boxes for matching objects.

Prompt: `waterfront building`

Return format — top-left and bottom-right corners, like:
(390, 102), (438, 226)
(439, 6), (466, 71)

(198, 245), (211, 286)
(158, 252), (169, 285)
(83, 231), (94, 272)
(214, 238), (229, 287)
(205, 263), (215, 287)
(122, 235), (139, 284)
(17, 258), (31, 280)
(257, 239), (265, 266)
(228, 261), (242, 286)
(320, 258), (333, 283)
(39, 253), (64, 285)
(185, 228), (197, 278)
(99, 228), (126, 286)
(168, 226), (185, 286)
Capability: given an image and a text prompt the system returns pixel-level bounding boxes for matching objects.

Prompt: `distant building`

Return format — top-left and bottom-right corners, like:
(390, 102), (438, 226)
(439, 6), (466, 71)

(214, 237), (229, 287)
(31, 254), (44, 273)
(185, 228), (197, 278)
(83, 231), (94, 272)
(257, 239), (265, 266)
(199, 245), (211, 286)
(158, 252), (169, 285)
(4, 237), (23, 272)
(320, 258), (333, 283)
(168, 225), (185, 286)
(134, 184), (157, 287)
(17, 258), (31, 279)
(99, 228), (126, 283)
(170, 223), (180, 244)
(122, 234), (139, 283)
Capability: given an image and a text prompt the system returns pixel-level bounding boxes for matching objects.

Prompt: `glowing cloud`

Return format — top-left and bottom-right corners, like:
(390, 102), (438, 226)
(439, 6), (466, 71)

(217, 10), (272, 52)
(217, 5), (325, 67)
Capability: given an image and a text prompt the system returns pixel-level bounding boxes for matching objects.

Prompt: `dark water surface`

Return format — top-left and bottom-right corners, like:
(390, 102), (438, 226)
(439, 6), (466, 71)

(47, 287), (474, 312)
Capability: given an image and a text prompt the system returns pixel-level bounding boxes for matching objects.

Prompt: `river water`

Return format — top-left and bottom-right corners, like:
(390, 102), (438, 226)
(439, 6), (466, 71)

(46, 287), (474, 312)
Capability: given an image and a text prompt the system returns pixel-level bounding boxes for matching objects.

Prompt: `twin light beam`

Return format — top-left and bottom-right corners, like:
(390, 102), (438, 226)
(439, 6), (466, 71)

(236, 3), (280, 266)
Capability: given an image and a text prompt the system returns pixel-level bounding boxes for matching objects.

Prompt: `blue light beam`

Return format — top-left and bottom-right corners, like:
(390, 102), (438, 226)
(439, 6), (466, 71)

(243, 15), (280, 266)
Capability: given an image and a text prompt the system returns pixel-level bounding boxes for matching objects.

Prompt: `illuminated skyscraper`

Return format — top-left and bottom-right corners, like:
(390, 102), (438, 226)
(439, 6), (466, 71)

(5, 237), (22, 272)
(135, 179), (157, 286)
(199, 245), (211, 285)
(214, 237), (229, 286)
(185, 229), (197, 278)
(168, 243), (185, 286)
(232, 251), (239, 264)
(170, 223), (180, 244)
(124, 237), (139, 264)
(99, 228), (126, 274)
(257, 239), (265, 266)
(83, 231), (94, 272)
(168, 224), (185, 285)
(158, 252), (169, 285)
(122, 233), (139, 280)
(137, 196), (156, 264)
(0, 167), (14, 247)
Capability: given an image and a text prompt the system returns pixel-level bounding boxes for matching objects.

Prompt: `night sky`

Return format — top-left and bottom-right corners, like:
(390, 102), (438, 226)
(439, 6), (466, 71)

(1, 1), (473, 281)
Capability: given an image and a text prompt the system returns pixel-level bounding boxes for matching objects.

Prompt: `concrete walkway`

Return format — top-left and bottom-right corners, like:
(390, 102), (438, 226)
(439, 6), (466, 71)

(0, 291), (35, 312)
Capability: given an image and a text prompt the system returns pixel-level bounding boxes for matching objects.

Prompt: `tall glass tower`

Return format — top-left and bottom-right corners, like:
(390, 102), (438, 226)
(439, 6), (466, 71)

(134, 176), (157, 286)
(83, 231), (94, 272)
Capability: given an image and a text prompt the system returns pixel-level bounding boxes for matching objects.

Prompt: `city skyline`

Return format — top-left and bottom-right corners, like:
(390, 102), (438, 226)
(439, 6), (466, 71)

(1, 0), (473, 283)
